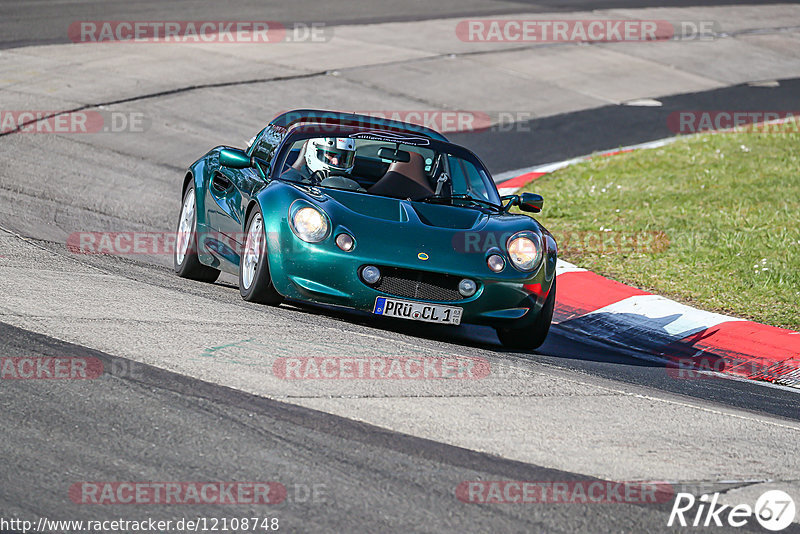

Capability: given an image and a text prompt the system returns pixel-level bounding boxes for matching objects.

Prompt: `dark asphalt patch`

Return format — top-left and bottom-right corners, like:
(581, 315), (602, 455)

(451, 77), (800, 175)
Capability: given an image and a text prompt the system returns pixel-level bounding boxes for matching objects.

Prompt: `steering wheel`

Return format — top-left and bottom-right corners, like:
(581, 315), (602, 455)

(309, 170), (328, 185)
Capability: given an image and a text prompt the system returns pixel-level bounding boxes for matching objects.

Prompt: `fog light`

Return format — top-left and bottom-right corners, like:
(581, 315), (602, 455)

(487, 254), (505, 272)
(336, 233), (355, 252)
(458, 279), (477, 297)
(361, 265), (381, 284)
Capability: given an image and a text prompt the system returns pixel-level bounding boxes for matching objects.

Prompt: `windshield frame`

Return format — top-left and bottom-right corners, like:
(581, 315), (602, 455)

(269, 126), (502, 206)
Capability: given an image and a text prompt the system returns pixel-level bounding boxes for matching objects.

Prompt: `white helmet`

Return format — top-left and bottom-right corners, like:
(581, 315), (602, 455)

(305, 137), (356, 174)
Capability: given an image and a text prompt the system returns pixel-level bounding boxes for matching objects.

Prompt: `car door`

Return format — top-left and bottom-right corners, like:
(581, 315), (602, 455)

(206, 161), (249, 252)
(206, 126), (284, 249)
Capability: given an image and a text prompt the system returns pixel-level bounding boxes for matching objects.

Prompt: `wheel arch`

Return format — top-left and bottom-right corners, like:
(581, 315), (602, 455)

(181, 171), (194, 196)
(243, 199), (261, 232)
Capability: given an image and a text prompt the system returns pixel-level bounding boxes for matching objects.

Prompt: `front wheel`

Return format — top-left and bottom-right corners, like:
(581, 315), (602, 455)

(496, 278), (556, 350)
(174, 184), (220, 283)
(239, 207), (283, 305)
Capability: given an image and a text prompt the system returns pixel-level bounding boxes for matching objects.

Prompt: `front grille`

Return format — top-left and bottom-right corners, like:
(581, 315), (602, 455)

(370, 266), (466, 301)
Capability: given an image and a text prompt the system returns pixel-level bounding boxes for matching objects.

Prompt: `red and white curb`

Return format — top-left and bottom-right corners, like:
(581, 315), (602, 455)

(499, 139), (800, 388)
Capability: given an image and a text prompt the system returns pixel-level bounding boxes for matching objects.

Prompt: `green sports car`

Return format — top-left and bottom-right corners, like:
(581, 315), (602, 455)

(174, 110), (557, 349)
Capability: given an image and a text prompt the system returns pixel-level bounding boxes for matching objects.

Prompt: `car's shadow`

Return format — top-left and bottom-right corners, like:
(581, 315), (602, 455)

(212, 277), (701, 373)
(284, 298), (503, 351)
(262, 296), (666, 371)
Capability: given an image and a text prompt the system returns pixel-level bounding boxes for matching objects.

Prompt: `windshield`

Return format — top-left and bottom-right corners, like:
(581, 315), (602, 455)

(272, 132), (501, 209)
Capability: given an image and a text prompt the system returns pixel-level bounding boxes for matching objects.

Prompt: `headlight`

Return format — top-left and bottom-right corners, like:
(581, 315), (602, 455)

(292, 206), (329, 243)
(507, 234), (542, 271)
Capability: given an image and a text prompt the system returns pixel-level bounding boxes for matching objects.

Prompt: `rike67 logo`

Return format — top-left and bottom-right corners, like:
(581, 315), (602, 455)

(668, 490), (795, 531)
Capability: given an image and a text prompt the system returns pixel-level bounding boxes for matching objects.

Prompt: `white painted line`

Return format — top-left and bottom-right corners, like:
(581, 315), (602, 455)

(555, 258), (587, 275)
(531, 159), (581, 174)
(597, 137), (677, 155)
(494, 157), (581, 183)
(494, 136), (680, 186)
(623, 98), (663, 107)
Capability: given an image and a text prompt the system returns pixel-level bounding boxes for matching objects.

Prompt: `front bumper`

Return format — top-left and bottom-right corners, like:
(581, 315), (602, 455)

(266, 224), (556, 328)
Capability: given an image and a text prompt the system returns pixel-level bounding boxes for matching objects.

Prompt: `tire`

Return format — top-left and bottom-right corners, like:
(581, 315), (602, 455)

(496, 278), (556, 350)
(174, 184), (220, 283)
(239, 206), (283, 305)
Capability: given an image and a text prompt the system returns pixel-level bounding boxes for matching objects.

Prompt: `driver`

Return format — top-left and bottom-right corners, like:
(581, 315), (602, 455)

(283, 137), (356, 183)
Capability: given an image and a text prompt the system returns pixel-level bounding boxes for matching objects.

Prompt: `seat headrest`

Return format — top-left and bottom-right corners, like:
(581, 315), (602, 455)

(387, 152), (427, 187)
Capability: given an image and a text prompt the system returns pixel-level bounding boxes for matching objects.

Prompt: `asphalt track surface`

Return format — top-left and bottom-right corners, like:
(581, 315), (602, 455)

(451, 77), (800, 174)
(2, 318), (796, 534)
(0, 322), (695, 533)
(2, 2), (800, 533)
(4, 0), (800, 49)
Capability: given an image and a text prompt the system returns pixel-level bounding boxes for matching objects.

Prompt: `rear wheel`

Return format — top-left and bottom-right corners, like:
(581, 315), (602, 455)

(496, 278), (556, 350)
(239, 207), (283, 305)
(174, 185), (220, 283)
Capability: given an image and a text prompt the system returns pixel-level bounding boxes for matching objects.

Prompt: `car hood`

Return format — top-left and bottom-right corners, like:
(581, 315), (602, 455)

(324, 189), (489, 231)
(267, 182), (546, 277)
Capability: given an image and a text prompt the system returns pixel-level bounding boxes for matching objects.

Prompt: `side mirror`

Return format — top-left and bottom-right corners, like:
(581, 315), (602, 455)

(518, 192), (543, 213)
(219, 148), (252, 169)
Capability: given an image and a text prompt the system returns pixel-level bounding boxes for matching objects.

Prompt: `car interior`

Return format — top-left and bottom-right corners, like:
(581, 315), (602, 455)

(280, 139), (450, 201)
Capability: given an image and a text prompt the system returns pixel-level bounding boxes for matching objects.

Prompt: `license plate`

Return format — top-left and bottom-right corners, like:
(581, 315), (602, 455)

(373, 297), (462, 325)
